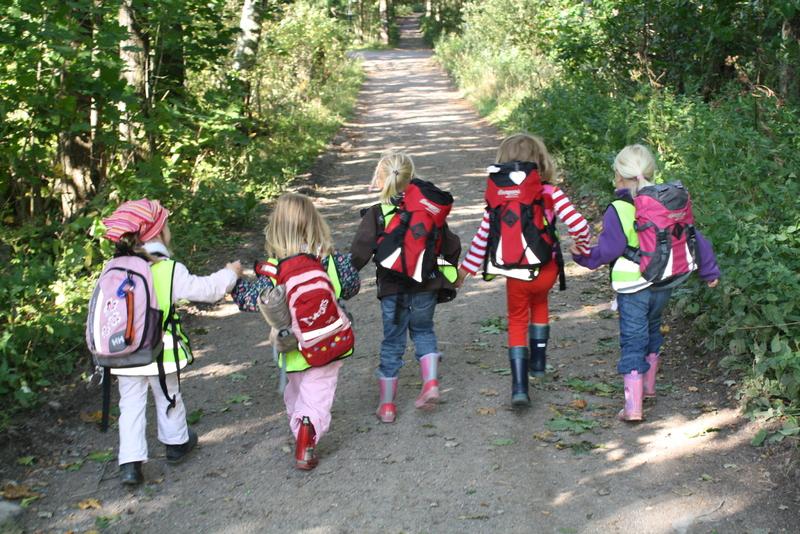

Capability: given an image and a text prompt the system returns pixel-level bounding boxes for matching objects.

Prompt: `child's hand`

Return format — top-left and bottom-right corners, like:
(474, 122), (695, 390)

(454, 267), (469, 288)
(226, 260), (243, 277)
(707, 279), (719, 288)
(569, 244), (584, 256)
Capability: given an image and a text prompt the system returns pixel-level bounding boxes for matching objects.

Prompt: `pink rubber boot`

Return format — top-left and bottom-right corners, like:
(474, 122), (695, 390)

(643, 353), (659, 399)
(376, 377), (398, 423)
(618, 371), (644, 422)
(415, 353), (440, 409)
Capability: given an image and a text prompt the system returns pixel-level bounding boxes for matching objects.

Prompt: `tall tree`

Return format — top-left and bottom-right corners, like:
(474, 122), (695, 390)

(118, 0), (150, 161)
(56, 2), (96, 218)
(379, 0), (389, 45)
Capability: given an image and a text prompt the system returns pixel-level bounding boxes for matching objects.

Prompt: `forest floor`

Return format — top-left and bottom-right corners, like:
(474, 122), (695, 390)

(3, 16), (800, 534)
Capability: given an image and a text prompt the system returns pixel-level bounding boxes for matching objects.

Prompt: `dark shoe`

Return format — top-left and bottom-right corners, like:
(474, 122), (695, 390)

(509, 346), (530, 407)
(165, 428), (198, 464)
(120, 462), (143, 486)
(529, 324), (550, 377)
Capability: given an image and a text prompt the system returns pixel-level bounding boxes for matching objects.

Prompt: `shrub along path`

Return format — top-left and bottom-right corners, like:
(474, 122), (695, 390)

(9, 17), (799, 534)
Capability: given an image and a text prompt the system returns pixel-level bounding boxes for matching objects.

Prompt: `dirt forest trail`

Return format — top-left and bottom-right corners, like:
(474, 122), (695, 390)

(10, 17), (799, 534)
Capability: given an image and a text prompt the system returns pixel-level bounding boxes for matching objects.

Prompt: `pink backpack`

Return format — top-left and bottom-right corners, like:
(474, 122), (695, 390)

(86, 256), (164, 368)
(631, 182), (698, 287)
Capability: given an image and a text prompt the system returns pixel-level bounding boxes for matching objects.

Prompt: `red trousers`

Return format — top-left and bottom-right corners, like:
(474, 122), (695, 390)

(505, 261), (558, 346)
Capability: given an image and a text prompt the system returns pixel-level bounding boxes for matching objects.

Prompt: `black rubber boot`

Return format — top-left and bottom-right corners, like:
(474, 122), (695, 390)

(509, 346), (530, 407)
(120, 461), (143, 486)
(165, 428), (198, 464)
(529, 324), (550, 377)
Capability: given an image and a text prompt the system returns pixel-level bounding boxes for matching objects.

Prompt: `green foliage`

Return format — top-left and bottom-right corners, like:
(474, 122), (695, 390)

(435, 0), (800, 413)
(0, 1), (361, 421)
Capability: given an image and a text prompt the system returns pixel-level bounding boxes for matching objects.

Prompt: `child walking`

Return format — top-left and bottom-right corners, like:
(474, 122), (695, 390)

(231, 193), (357, 470)
(459, 133), (592, 407)
(350, 151), (461, 423)
(101, 199), (241, 485)
(571, 144), (720, 421)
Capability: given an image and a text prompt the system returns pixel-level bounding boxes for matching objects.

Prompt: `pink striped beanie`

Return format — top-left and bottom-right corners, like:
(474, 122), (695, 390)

(103, 199), (169, 243)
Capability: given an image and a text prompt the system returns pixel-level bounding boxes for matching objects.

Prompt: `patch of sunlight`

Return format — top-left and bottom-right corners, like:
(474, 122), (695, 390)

(201, 411), (287, 447)
(553, 302), (612, 320)
(182, 361), (251, 380)
(193, 302), (240, 318)
(553, 490), (575, 506)
(599, 409), (744, 477)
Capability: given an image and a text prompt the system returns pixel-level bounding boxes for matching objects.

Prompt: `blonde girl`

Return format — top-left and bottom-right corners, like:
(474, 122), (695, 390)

(231, 193), (358, 470)
(350, 151), (462, 423)
(459, 133), (592, 406)
(571, 144), (720, 421)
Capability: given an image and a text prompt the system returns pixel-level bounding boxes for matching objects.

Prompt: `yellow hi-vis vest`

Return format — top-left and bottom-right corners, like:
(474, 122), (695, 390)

(379, 203), (458, 284)
(151, 259), (192, 364)
(265, 256), (352, 373)
(609, 200), (652, 294)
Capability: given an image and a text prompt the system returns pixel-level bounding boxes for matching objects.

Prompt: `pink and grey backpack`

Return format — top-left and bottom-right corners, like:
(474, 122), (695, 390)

(86, 256), (164, 368)
(626, 182), (698, 287)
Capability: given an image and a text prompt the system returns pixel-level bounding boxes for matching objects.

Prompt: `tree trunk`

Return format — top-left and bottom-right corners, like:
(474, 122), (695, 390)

(233, 0), (264, 73)
(379, 0), (389, 45)
(57, 2), (95, 219)
(118, 0), (150, 161)
(779, 16), (800, 102)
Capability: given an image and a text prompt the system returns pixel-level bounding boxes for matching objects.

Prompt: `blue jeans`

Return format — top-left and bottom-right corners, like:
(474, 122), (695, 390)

(616, 287), (673, 375)
(378, 292), (438, 378)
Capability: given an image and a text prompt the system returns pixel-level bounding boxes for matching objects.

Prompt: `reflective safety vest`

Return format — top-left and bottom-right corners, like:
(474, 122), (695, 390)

(380, 203), (459, 284)
(151, 259), (192, 364)
(264, 256), (352, 372)
(609, 200), (652, 294)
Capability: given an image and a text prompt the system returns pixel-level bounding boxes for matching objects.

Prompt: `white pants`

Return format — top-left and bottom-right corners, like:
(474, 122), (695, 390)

(117, 373), (189, 465)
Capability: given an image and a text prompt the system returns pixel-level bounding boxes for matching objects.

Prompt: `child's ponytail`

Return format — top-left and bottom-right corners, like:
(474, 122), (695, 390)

(613, 144), (656, 195)
(371, 151), (415, 203)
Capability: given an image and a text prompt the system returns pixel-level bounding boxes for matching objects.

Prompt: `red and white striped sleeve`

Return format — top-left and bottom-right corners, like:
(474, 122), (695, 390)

(460, 210), (491, 275)
(549, 186), (591, 255)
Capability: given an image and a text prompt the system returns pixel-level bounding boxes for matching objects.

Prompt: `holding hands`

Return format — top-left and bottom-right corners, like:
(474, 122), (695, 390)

(226, 260), (243, 278)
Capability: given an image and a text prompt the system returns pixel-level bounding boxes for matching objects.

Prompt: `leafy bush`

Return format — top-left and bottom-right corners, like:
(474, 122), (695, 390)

(434, 0), (800, 413)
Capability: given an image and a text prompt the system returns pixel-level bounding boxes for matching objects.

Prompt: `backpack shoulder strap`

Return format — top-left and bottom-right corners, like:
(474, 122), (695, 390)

(154, 259), (179, 415)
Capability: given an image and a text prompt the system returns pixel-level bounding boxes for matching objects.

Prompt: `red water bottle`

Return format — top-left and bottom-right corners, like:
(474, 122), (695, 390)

(294, 416), (317, 470)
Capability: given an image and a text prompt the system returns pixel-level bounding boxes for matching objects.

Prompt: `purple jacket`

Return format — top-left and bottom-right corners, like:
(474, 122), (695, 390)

(573, 190), (721, 281)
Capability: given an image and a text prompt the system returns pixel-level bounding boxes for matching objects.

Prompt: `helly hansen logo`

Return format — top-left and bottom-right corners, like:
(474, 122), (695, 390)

(498, 189), (521, 198)
(419, 199), (442, 215)
(300, 298), (330, 326)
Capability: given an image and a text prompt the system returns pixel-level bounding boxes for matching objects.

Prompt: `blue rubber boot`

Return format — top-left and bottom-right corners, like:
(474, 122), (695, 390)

(509, 346), (530, 407)
(529, 324), (550, 377)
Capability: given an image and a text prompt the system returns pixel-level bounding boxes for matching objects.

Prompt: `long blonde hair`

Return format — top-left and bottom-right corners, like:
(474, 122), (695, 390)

(370, 151), (415, 203)
(496, 133), (557, 182)
(264, 193), (333, 259)
(613, 144), (656, 196)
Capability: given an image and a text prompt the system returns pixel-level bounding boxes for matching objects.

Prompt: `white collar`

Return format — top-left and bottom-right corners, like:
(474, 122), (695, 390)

(143, 241), (171, 258)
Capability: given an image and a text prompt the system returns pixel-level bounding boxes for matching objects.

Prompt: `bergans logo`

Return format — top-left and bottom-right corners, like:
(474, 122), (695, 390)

(419, 198), (441, 215)
(498, 189), (521, 198)
(300, 298), (329, 326)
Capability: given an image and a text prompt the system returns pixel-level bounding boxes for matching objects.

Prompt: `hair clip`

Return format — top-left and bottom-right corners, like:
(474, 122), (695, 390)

(392, 169), (400, 177)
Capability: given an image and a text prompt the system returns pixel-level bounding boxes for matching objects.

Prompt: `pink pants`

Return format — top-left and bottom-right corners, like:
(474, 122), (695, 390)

(283, 360), (343, 442)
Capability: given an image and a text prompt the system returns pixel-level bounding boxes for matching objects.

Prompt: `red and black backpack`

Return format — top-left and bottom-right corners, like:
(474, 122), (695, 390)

(373, 179), (454, 284)
(483, 161), (565, 287)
